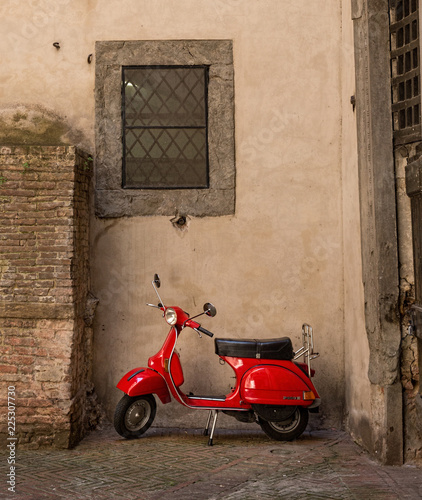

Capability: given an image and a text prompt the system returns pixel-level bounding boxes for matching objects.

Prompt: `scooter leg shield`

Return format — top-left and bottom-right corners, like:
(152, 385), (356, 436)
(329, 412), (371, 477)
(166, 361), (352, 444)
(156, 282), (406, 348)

(117, 367), (171, 404)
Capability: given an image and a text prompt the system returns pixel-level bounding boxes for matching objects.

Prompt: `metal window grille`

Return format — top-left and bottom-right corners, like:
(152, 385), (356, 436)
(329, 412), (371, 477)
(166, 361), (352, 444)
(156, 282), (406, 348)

(411, 193), (422, 300)
(122, 65), (209, 189)
(390, 0), (421, 144)
(407, 160), (422, 390)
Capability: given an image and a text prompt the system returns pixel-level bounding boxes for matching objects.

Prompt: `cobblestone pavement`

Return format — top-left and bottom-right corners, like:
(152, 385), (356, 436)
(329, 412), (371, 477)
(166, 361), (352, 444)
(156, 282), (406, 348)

(2, 424), (422, 499)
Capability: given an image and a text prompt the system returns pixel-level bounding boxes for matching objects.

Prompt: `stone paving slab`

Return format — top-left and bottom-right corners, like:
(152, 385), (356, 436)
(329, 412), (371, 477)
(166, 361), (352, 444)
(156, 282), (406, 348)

(1, 424), (421, 499)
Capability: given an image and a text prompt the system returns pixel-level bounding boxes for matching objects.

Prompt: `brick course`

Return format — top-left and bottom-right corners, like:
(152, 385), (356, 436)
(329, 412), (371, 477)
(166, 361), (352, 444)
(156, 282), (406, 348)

(0, 146), (101, 448)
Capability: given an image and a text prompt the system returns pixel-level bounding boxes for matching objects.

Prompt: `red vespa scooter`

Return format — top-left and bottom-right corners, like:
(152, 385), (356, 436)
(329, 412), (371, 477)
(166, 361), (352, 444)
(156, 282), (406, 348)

(114, 274), (320, 445)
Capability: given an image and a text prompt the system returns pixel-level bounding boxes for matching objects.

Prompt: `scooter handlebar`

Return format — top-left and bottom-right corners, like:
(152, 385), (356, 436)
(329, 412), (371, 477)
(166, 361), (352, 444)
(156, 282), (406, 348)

(185, 319), (214, 337)
(197, 326), (214, 337)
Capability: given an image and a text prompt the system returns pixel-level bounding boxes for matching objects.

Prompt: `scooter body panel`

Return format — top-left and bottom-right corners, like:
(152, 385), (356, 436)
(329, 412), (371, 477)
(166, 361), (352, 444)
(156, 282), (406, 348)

(240, 364), (317, 406)
(117, 367), (171, 404)
(170, 350), (184, 387)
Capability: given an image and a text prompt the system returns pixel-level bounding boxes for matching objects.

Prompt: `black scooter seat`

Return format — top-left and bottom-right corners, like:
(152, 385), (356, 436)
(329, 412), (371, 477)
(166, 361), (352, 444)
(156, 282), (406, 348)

(215, 337), (294, 360)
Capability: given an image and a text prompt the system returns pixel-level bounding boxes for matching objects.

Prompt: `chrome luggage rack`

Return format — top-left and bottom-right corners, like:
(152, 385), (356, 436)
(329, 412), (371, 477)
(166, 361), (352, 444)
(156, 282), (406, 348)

(293, 323), (320, 377)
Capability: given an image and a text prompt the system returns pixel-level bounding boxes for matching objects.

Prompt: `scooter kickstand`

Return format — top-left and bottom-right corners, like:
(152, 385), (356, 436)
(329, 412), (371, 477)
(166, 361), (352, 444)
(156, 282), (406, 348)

(203, 410), (212, 436)
(208, 410), (219, 446)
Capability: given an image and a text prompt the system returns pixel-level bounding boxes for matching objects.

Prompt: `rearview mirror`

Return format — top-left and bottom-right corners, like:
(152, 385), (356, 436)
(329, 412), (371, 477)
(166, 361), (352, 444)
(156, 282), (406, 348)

(204, 303), (217, 317)
(153, 274), (161, 288)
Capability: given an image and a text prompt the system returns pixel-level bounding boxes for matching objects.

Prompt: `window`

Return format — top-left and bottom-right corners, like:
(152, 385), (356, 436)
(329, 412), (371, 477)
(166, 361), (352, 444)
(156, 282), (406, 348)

(122, 65), (209, 189)
(390, 0), (421, 144)
(95, 40), (235, 217)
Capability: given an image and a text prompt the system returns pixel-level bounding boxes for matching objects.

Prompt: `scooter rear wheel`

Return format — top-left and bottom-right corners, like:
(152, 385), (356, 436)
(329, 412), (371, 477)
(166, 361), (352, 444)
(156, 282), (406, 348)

(114, 394), (156, 439)
(258, 406), (308, 441)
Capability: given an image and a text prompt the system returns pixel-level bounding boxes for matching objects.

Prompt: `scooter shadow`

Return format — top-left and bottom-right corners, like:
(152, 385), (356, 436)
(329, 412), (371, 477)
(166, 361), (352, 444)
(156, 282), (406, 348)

(113, 427), (325, 446)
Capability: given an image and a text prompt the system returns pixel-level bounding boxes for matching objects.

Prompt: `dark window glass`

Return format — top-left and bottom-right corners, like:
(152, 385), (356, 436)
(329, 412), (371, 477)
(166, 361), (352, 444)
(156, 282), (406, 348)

(399, 81), (406, 100)
(397, 1), (404, 21)
(413, 47), (419, 68)
(400, 108), (407, 128)
(415, 103), (421, 123)
(398, 54), (404, 74)
(406, 51), (412, 71)
(406, 79), (413, 99)
(398, 27), (404, 47)
(122, 66), (209, 189)
(407, 106), (413, 126)
(406, 23), (411, 44)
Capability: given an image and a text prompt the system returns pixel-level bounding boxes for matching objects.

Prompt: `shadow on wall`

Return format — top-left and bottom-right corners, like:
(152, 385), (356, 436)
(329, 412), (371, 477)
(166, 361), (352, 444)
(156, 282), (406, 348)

(0, 104), (85, 146)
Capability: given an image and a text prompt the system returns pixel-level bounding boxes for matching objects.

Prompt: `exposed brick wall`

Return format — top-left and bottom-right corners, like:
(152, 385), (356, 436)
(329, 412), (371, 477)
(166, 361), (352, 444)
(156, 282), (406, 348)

(0, 146), (101, 448)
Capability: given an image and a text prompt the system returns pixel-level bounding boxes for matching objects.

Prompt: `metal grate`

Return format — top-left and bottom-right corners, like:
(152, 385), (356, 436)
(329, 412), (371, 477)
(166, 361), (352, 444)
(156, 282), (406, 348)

(411, 193), (422, 300)
(122, 65), (209, 189)
(390, 0), (421, 144)
(407, 160), (422, 378)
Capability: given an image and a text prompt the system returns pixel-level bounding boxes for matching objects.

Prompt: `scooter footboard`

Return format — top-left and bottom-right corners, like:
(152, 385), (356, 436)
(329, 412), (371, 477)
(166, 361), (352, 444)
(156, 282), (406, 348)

(117, 367), (171, 404)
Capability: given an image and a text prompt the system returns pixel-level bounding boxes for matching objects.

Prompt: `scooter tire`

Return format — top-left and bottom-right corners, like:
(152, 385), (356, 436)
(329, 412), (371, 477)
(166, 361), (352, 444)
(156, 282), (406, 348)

(114, 394), (156, 439)
(258, 406), (308, 441)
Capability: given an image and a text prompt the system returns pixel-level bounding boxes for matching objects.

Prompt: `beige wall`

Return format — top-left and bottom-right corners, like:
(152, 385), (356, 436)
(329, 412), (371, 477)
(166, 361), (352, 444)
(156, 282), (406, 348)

(340, 0), (373, 447)
(2, 0), (358, 429)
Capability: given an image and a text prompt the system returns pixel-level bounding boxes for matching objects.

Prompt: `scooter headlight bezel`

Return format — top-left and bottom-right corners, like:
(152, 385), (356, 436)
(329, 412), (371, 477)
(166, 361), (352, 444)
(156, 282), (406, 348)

(164, 307), (178, 326)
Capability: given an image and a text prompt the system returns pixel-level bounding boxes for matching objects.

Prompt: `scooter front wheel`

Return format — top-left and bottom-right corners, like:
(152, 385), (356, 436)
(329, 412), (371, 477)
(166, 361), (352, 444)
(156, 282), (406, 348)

(258, 406), (308, 441)
(114, 394), (156, 439)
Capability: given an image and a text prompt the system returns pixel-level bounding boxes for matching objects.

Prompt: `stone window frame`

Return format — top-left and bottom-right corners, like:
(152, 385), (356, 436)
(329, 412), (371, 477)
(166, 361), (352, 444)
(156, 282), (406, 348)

(95, 40), (235, 218)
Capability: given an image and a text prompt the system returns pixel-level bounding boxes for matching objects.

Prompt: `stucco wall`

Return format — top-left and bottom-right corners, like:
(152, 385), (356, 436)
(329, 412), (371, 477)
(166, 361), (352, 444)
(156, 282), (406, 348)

(91, 0), (345, 428)
(2, 0), (349, 430)
(341, 0), (373, 451)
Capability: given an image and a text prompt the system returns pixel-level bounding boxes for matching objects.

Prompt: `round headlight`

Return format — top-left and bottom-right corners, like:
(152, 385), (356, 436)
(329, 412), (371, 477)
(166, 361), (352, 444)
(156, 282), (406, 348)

(164, 308), (177, 326)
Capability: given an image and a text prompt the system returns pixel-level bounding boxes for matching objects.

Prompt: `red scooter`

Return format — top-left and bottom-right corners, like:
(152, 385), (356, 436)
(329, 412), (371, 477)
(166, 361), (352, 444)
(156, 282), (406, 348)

(114, 275), (320, 445)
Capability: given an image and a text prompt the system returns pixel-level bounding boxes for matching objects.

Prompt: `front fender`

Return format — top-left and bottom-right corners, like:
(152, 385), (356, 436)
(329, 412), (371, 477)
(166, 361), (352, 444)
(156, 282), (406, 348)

(117, 367), (171, 404)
